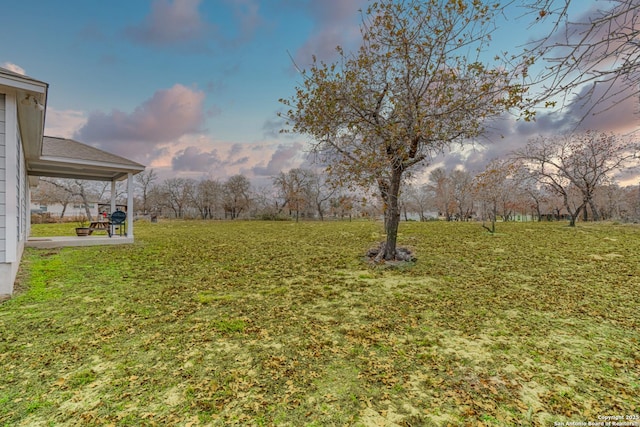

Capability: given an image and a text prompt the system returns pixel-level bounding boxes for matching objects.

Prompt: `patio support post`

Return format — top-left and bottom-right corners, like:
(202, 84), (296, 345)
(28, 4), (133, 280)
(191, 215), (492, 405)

(110, 181), (116, 216)
(127, 173), (134, 238)
(26, 184), (32, 239)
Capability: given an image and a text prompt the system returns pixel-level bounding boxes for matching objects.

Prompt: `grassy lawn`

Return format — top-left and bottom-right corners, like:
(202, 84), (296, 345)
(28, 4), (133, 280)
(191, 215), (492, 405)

(1, 220), (639, 426)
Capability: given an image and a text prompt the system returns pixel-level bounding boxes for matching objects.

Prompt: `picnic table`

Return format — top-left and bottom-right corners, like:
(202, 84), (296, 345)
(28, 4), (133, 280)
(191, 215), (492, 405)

(88, 221), (111, 236)
(87, 211), (126, 237)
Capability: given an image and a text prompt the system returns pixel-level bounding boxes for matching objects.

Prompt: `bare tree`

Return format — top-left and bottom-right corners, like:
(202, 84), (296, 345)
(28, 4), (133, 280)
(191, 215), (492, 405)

(450, 170), (474, 221)
(402, 182), (434, 221)
(513, 166), (549, 221)
(625, 184), (640, 221)
(308, 172), (338, 221)
(593, 183), (628, 220)
(428, 168), (455, 221)
(223, 175), (251, 219)
(473, 159), (519, 232)
(162, 178), (195, 219)
(41, 179), (104, 221)
(330, 193), (356, 220)
(251, 185), (279, 219)
(145, 183), (165, 218)
(135, 169), (157, 215)
(192, 178), (223, 219)
(31, 180), (74, 218)
(273, 168), (314, 222)
(515, 131), (639, 226)
(525, 0), (640, 117)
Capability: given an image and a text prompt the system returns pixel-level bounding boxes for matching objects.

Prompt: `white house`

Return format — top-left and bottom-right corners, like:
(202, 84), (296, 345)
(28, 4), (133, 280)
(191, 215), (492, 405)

(30, 201), (100, 220)
(0, 67), (145, 297)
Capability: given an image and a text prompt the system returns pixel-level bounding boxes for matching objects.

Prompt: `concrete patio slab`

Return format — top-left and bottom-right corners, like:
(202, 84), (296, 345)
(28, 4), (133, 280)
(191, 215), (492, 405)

(26, 235), (134, 249)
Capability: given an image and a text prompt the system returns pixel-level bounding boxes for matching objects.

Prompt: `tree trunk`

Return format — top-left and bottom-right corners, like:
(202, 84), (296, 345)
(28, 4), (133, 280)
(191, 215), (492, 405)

(380, 168), (403, 260)
(483, 200), (497, 233)
(142, 190), (148, 214)
(74, 185), (94, 221)
(492, 201), (497, 231)
(588, 198), (600, 221)
(569, 213), (577, 227)
(567, 202), (584, 227)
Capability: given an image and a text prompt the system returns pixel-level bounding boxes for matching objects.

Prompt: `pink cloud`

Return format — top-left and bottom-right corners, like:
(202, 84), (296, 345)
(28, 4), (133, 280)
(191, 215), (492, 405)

(155, 140), (306, 184)
(567, 80), (640, 135)
(125, 0), (267, 50)
(75, 84), (206, 163)
(169, 140), (296, 175)
(44, 108), (87, 139)
(534, 2), (640, 114)
(455, 76), (640, 175)
(252, 142), (304, 176)
(125, 0), (212, 47)
(172, 146), (223, 171)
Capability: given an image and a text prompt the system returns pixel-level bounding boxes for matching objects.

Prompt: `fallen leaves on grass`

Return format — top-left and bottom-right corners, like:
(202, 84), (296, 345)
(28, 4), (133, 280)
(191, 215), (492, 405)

(1, 220), (639, 425)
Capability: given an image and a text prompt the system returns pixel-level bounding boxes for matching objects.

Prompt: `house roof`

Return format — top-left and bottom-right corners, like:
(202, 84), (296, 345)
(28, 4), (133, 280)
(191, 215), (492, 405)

(0, 67), (48, 159)
(0, 66), (48, 93)
(1, 67), (145, 182)
(27, 137), (146, 181)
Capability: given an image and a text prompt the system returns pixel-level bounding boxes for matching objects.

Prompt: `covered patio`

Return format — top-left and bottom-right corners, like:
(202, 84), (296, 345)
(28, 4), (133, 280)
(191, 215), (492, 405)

(26, 136), (145, 248)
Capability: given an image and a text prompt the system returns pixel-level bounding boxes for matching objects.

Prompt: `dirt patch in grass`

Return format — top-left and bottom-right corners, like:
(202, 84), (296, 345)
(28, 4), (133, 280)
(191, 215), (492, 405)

(2, 220), (639, 425)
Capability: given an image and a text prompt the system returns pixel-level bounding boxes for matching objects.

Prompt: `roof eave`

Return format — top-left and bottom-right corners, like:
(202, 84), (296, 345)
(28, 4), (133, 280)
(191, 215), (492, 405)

(38, 155), (146, 174)
(27, 170), (132, 182)
(28, 156), (145, 182)
(0, 70), (49, 157)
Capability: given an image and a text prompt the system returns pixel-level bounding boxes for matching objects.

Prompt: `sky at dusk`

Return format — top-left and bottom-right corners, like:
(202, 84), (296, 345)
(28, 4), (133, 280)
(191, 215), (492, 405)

(2, 0), (637, 186)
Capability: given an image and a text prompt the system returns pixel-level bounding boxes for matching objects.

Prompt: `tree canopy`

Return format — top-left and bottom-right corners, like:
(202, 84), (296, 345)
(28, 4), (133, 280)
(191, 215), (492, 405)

(280, 0), (531, 259)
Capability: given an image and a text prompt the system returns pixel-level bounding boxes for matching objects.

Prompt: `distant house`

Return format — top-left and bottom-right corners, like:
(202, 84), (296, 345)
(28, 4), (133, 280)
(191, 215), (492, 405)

(30, 200), (128, 220)
(0, 67), (145, 296)
(30, 200), (100, 219)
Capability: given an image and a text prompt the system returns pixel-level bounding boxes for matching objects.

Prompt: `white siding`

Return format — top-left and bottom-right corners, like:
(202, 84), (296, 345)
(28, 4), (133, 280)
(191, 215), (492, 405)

(2, 92), (18, 264)
(0, 93), (6, 264)
(0, 91), (24, 296)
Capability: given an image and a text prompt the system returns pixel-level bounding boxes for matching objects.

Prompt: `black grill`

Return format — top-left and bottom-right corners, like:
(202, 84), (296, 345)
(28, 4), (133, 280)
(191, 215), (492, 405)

(110, 211), (126, 237)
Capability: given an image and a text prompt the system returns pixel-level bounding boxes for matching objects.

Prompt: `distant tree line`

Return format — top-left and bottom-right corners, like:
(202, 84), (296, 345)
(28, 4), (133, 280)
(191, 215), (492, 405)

(31, 168), (377, 222)
(136, 169), (376, 221)
(403, 132), (640, 228)
(31, 132), (639, 225)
